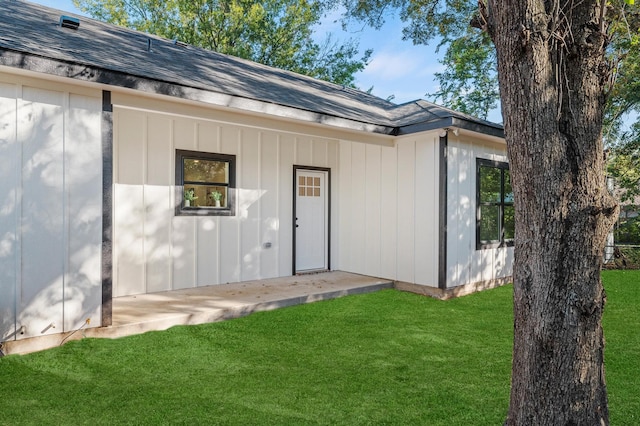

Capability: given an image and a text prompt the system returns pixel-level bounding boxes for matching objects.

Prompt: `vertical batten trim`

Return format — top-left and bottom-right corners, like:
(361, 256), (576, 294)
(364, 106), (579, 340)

(327, 167), (331, 272)
(216, 125), (221, 285)
(193, 122), (199, 287)
(11, 85), (20, 340)
(411, 139), (422, 283)
(275, 134), (280, 277)
(292, 138), (297, 275)
(169, 119), (175, 290)
(142, 115), (148, 293)
(18, 84), (25, 315)
(257, 131), (262, 279)
(438, 132), (448, 290)
(62, 91), (72, 331)
(379, 145), (383, 276)
(237, 129), (242, 282)
(101, 90), (113, 327)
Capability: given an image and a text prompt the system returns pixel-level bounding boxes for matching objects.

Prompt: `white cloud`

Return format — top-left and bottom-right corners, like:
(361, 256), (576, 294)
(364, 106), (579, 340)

(363, 51), (422, 80)
(354, 47), (445, 103)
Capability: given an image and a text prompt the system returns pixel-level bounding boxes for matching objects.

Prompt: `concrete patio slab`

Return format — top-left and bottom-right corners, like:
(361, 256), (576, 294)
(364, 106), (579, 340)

(2, 271), (393, 355)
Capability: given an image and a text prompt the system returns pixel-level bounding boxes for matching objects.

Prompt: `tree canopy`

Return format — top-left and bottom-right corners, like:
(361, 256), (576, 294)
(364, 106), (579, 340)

(605, 5), (640, 205)
(73, 0), (371, 87)
(339, 0), (639, 125)
(338, 0), (639, 208)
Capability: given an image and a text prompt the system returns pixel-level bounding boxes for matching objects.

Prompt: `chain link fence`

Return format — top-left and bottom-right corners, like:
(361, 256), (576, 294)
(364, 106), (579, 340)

(604, 245), (640, 269)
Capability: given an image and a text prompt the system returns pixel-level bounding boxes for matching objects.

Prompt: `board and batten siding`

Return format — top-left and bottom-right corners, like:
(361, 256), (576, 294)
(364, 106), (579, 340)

(338, 134), (440, 287)
(112, 102), (339, 297)
(0, 76), (102, 341)
(446, 135), (514, 288)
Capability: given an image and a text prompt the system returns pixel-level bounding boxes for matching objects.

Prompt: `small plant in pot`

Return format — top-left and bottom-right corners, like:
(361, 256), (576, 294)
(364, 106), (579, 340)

(210, 190), (223, 207)
(184, 188), (198, 207)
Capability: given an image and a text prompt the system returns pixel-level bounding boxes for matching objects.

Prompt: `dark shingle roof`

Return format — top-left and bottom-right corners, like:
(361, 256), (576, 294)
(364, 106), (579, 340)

(0, 0), (503, 137)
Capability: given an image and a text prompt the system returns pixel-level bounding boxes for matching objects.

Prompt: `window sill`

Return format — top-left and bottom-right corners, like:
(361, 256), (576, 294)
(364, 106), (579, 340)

(476, 241), (514, 250)
(175, 206), (235, 216)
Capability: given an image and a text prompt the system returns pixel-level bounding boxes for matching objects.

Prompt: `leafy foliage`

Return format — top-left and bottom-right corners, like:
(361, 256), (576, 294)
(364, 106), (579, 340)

(337, 0), (497, 115)
(605, 4), (640, 131)
(431, 29), (497, 120)
(608, 134), (640, 204)
(608, 129), (640, 246)
(603, 4), (640, 225)
(615, 217), (640, 246)
(73, 0), (371, 87)
(338, 0), (639, 124)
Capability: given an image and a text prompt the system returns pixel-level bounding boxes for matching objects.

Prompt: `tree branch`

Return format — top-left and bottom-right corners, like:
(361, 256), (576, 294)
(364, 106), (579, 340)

(470, 0), (489, 32)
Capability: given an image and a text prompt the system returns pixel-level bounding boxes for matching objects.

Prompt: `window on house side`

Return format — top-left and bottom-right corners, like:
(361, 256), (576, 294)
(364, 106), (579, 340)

(175, 150), (236, 216)
(476, 158), (514, 249)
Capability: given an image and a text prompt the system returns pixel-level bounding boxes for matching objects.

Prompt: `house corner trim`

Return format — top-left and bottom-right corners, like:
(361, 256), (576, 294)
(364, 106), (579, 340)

(101, 90), (113, 327)
(438, 132), (448, 290)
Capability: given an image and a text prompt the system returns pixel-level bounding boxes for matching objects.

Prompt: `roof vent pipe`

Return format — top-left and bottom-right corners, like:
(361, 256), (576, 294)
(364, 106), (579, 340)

(60, 15), (80, 30)
(147, 38), (154, 52)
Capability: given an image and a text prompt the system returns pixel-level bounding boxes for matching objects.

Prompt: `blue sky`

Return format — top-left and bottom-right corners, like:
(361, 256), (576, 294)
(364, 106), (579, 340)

(31, 1), (447, 106)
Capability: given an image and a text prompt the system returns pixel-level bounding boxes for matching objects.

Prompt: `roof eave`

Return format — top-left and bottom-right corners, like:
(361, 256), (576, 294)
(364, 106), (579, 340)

(396, 116), (504, 138)
(0, 48), (398, 136)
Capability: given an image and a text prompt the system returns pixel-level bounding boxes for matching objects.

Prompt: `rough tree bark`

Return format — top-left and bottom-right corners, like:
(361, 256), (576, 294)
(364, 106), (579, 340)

(479, 1), (619, 424)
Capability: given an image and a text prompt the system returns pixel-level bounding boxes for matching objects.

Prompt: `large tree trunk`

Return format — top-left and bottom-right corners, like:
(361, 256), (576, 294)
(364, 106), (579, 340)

(485, 1), (619, 424)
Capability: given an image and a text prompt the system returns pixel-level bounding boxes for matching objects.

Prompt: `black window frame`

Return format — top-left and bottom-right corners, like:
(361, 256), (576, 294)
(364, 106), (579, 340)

(476, 158), (514, 250)
(175, 149), (236, 216)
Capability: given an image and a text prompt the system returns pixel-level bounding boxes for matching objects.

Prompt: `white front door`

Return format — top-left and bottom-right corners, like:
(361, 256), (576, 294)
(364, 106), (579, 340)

(295, 169), (329, 272)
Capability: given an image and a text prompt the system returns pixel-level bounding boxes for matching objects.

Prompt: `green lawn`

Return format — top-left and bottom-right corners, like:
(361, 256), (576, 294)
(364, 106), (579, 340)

(0, 271), (637, 425)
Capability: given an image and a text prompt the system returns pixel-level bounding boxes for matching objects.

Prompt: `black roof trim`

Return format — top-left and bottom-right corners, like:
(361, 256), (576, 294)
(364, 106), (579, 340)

(396, 116), (504, 139)
(450, 117), (504, 138)
(396, 117), (454, 136)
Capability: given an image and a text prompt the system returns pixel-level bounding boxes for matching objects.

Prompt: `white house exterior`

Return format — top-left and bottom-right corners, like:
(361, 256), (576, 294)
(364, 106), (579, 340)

(0, 1), (512, 345)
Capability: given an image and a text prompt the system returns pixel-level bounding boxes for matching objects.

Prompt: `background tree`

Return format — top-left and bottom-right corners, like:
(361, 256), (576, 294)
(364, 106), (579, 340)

(608, 129), (640, 244)
(73, 0), (371, 87)
(337, 0), (635, 424)
(608, 132), (640, 207)
(339, 0), (500, 118)
(430, 29), (497, 120)
(605, 6), (640, 222)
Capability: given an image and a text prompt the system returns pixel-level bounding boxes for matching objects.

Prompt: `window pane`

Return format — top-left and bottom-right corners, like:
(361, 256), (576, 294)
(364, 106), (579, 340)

(504, 205), (515, 240)
(206, 187), (227, 208)
(480, 166), (501, 203)
(504, 170), (514, 203)
(184, 159), (228, 183)
(480, 205), (500, 242)
(184, 185), (227, 208)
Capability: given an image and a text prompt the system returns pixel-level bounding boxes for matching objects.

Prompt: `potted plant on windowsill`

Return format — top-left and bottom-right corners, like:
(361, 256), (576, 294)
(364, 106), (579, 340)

(210, 190), (223, 208)
(184, 188), (198, 207)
